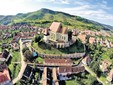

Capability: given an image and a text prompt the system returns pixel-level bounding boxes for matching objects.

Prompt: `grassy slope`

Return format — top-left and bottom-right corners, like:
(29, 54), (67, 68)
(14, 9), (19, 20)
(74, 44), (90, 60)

(0, 8), (112, 31)
(32, 40), (84, 55)
(12, 10), (103, 31)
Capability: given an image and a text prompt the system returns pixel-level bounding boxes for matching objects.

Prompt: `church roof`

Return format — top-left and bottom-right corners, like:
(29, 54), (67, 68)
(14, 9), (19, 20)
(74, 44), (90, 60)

(49, 22), (68, 34)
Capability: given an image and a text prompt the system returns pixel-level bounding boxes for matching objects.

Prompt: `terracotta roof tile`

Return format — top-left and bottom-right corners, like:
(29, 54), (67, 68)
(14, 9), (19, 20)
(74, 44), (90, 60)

(44, 58), (73, 65)
(107, 69), (113, 81)
(49, 22), (67, 34)
(0, 69), (11, 84)
(58, 66), (85, 74)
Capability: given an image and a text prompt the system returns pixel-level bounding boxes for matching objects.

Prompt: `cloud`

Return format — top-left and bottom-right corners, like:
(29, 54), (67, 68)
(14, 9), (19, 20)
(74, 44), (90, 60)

(61, 0), (69, 4)
(0, 0), (113, 26)
(34, 0), (70, 4)
(57, 1), (113, 26)
(102, 0), (107, 4)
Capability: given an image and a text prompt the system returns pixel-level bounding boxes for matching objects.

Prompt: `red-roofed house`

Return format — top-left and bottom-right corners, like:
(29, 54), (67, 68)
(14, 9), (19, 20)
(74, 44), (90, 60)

(110, 42), (113, 48)
(44, 58), (73, 66)
(100, 60), (111, 72)
(0, 52), (12, 85)
(77, 34), (86, 43)
(0, 69), (12, 85)
(107, 69), (113, 82)
(82, 56), (91, 65)
(89, 37), (96, 44)
(58, 66), (85, 76)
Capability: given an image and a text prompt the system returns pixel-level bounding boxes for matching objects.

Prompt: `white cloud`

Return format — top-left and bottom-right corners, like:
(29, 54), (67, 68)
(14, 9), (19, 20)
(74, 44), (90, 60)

(57, 4), (113, 26)
(0, 0), (41, 15)
(102, 0), (107, 4)
(0, 0), (113, 26)
(34, 0), (70, 4)
(61, 0), (69, 4)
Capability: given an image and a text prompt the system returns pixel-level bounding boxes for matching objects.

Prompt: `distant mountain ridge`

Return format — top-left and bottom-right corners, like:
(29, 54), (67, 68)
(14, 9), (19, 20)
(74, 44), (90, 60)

(0, 8), (113, 31)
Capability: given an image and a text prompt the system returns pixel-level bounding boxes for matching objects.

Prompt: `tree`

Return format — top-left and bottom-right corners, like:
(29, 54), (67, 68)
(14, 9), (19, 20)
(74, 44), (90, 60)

(22, 47), (29, 53)
(24, 50), (33, 61)
(35, 35), (43, 43)
(88, 44), (103, 75)
(84, 75), (97, 85)
(68, 30), (72, 41)
(110, 53), (113, 59)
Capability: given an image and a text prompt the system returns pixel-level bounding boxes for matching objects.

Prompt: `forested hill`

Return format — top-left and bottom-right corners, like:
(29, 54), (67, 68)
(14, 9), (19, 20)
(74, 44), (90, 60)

(0, 8), (113, 31)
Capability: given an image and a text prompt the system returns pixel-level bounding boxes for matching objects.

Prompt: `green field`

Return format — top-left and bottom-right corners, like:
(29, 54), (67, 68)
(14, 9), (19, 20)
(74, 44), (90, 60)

(32, 40), (84, 55)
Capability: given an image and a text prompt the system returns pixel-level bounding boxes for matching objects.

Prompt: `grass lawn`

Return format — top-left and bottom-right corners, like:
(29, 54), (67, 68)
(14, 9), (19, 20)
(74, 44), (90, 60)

(8, 63), (21, 79)
(35, 57), (44, 64)
(101, 48), (113, 62)
(32, 41), (84, 55)
(0, 47), (2, 52)
(11, 51), (21, 62)
(66, 80), (75, 85)
(8, 50), (21, 79)
(72, 57), (83, 65)
(99, 76), (107, 84)
(1, 38), (12, 43)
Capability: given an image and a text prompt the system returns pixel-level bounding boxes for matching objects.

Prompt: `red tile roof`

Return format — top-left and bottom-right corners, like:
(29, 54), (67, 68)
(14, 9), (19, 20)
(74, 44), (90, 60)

(82, 56), (91, 65)
(58, 66), (85, 74)
(44, 58), (73, 65)
(100, 60), (111, 72)
(89, 37), (96, 44)
(0, 69), (11, 84)
(78, 34), (86, 42)
(50, 22), (61, 32)
(43, 28), (49, 35)
(107, 69), (113, 81)
(49, 22), (68, 34)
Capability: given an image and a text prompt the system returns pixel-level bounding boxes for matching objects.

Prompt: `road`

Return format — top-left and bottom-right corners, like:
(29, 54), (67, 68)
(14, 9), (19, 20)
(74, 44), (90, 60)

(42, 67), (47, 85)
(52, 68), (59, 85)
(83, 64), (110, 85)
(12, 41), (27, 84)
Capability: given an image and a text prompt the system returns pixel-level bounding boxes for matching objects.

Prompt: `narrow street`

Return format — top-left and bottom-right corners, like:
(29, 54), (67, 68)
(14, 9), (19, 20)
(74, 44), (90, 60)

(52, 68), (59, 85)
(83, 64), (110, 85)
(42, 67), (47, 85)
(12, 41), (27, 84)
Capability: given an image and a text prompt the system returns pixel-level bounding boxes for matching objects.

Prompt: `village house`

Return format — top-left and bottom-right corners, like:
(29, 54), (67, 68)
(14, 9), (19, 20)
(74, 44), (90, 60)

(1, 43), (9, 49)
(57, 66), (85, 76)
(0, 68), (12, 85)
(43, 22), (72, 48)
(95, 31), (102, 36)
(98, 38), (106, 47)
(72, 29), (79, 36)
(20, 38), (32, 48)
(44, 58), (73, 66)
(0, 50), (11, 63)
(110, 42), (113, 48)
(82, 56), (91, 65)
(21, 65), (33, 82)
(107, 69), (113, 82)
(0, 52), (12, 85)
(100, 60), (111, 72)
(105, 40), (111, 48)
(77, 34), (86, 43)
(99, 39), (111, 48)
(10, 42), (19, 51)
(89, 37), (96, 44)
(81, 30), (96, 36)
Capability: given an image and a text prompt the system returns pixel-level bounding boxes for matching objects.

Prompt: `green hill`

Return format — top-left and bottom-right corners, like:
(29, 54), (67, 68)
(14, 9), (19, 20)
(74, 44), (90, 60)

(0, 8), (113, 31)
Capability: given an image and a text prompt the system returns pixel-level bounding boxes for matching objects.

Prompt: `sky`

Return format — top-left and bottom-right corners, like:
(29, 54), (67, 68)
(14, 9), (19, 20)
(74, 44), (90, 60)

(0, 0), (113, 26)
